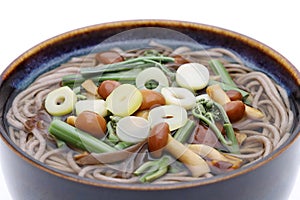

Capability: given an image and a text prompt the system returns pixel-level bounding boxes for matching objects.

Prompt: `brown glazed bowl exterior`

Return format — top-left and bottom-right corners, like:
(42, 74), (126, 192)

(0, 20), (299, 200)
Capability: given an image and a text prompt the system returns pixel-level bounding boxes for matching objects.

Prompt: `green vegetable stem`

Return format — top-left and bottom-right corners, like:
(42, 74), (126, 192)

(209, 59), (237, 87)
(192, 99), (240, 154)
(173, 119), (196, 143)
(209, 59), (251, 105)
(134, 120), (196, 183)
(208, 80), (249, 99)
(80, 56), (175, 77)
(61, 69), (140, 87)
(62, 55), (175, 88)
(114, 141), (134, 150)
(49, 120), (116, 153)
(80, 62), (154, 78)
(134, 155), (171, 183)
(212, 102), (240, 154)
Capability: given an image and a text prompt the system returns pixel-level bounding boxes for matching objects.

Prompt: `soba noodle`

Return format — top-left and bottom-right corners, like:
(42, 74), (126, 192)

(6, 41), (294, 184)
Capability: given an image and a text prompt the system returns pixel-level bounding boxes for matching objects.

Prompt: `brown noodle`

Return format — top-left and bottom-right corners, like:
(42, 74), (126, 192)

(6, 41), (294, 184)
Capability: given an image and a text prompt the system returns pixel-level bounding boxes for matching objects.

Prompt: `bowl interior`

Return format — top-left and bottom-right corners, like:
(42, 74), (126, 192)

(0, 20), (299, 189)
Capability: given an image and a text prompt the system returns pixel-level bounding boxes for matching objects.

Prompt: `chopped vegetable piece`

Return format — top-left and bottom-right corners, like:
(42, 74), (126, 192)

(161, 87), (196, 110)
(76, 141), (146, 165)
(235, 132), (247, 145)
(209, 59), (236, 87)
(134, 110), (150, 119)
(164, 134), (210, 177)
(66, 116), (77, 126)
(114, 141), (134, 150)
(208, 80), (249, 100)
(136, 67), (169, 92)
(81, 62), (147, 77)
(148, 105), (188, 131)
(192, 99), (240, 154)
(173, 119), (196, 143)
(176, 63), (210, 90)
(196, 94), (211, 102)
(144, 79), (159, 90)
(206, 84), (231, 105)
(245, 105), (265, 119)
(105, 121), (119, 144)
(49, 120), (116, 153)
(116, 116), (150, 143)
(188, 144), (242, 169)
(135, 122), (207, 182)
(134, 155), (171, 182)
(106, 84), (143, 117)
(61, 69), (141, 88)
(81, 79), (99, 96)
(45, 86), (77, 116)
(75, 99), (107, 116)
(209, 60), (251, 102)
(140, 58), (175, 79)
(207, 84), (264, 120)
(81, 56), (174, 77)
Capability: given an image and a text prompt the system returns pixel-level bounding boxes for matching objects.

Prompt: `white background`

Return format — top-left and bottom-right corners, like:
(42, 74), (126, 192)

(0, 0), (299, 199)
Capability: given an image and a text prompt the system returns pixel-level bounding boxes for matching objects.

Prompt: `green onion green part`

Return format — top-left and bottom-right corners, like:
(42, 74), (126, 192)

(134, 120), (196, 183)
(80, 56), (175, 77)
(209, 59), (252, 105)
(114, 141), (134, 150)
(192, 99), (240, 154)
(134, 155), (171, 182)
(209, 59), (237, 87)
(49, 120), (116, 153)
(61, 70), (139, 88)
(173, 119), (196, 143)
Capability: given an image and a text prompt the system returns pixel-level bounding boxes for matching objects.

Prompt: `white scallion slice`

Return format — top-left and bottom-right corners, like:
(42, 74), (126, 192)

(136, 67), (169, 92)
(148, 105), (188, 131)
(75, 99), (107, 116)
(116, 116), (150, 143)
(176, 63), (210, 91)
(45, 86), (77, 116)
(161, 87), (196, 110)
(106, 84), (142, 117)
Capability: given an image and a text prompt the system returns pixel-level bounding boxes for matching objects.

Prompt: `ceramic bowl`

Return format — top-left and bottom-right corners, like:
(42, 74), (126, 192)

(0, 20), (299, 200)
